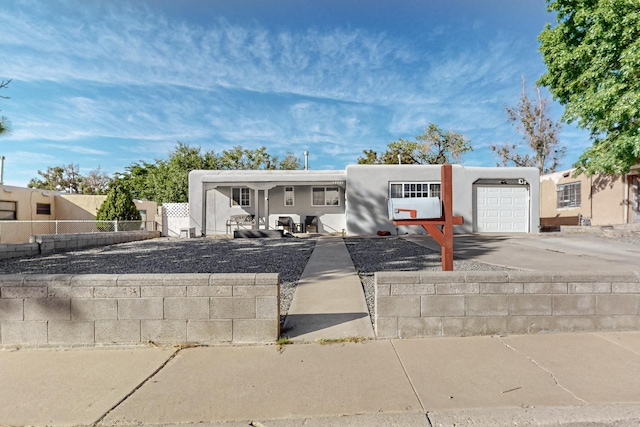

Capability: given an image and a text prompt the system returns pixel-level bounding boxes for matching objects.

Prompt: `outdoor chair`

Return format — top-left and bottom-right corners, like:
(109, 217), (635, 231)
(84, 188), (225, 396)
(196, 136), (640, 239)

(276, 216), (295, 233)
(305, 216), (318, 233)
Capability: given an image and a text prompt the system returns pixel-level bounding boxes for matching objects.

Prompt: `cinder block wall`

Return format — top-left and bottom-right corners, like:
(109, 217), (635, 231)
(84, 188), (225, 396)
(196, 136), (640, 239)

(32, 231), (161, 254)
(0, 243), (40, 260)
(375, 271), (640, 338)
(0, 231), (161, 261)
(0, 273), (279, 347)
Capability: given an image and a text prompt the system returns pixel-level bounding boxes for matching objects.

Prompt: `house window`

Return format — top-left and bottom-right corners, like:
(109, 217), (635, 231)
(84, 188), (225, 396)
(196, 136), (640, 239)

(389, 182), (441, 199)
(0, 201), (16, 220)
(284, 186), (295, 207)
(231, 187), (250, 207)
(312, 187), (340, 206)
(36, 203), (51, 215)
(557, 182), (581, 208)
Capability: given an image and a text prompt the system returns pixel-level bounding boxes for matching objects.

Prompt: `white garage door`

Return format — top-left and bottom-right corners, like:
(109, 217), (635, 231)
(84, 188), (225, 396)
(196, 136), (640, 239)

(475, 185), (529, 232)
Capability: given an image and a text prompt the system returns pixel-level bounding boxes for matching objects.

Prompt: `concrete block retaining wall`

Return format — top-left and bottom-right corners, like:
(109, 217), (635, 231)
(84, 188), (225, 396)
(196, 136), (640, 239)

(375, 271), (640, 339)
(0, 273), (279, 347)
(31, 231), (161, 254)
(0, 231), (161, 260)
(0, 243), (40, 260)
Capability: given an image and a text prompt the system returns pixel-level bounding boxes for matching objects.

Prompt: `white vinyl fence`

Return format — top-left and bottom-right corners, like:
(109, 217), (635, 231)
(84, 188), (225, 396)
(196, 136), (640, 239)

(162, 203), (191, 237)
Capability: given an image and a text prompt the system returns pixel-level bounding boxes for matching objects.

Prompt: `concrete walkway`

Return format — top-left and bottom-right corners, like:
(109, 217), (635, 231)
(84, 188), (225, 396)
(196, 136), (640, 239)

(282, 236), (374, 341)
(3, 332), (640, 426)
(404, 233), (640, 273)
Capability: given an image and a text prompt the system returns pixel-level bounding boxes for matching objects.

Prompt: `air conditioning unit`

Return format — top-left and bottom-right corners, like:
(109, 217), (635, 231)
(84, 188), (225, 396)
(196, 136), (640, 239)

(388, 197), (442, 220)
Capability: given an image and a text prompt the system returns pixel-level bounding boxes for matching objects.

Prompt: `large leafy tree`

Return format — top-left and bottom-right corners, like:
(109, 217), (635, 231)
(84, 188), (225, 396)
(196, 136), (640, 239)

(0, 79), (11, 136)
(538, 0), (640, 175)
(118, 142), (301, 204)
(28, 163), (83, 193)
(357, 123), (472, 165)
(491, 77), (565, 174)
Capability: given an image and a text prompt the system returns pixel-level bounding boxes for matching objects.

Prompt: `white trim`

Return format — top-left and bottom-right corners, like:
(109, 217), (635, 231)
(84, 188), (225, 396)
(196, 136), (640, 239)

(389, 181), (441, 198)
(311, 186), (340, 206)
(231, 187), (251, 207)
(284, 186), (295, 207)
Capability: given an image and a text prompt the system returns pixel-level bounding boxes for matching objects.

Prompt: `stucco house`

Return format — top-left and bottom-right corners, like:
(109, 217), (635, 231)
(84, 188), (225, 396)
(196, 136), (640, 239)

(189, 164), (540, 236)
(540, 166), (640, 228)
(0, 185), (158, 243)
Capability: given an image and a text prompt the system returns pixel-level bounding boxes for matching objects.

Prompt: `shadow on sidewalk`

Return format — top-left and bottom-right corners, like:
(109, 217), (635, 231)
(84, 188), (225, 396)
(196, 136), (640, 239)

(283, 312), (370, 338)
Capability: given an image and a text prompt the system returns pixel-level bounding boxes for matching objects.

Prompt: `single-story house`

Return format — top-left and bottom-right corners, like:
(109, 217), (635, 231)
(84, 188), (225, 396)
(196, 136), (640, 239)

(540, 166), (640, 228)
(188, 164), (540, 236)
(0, 185), (158, 243)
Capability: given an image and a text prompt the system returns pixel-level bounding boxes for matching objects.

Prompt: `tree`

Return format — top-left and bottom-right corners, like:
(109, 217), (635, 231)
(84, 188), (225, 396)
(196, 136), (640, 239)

(80, 167), (111, 195)
(28, 163), (83, 193)
(538, 0), (640, 175)
(357, 123), (472, 165)
(490, 77), (565, 174)
(0, 79), (11, 136)
(96, 179), (141, 230)
(118, 142), (300, 204)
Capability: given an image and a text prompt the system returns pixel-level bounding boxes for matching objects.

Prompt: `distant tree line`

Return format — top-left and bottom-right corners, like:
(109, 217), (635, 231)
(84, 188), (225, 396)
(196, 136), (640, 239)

(27, 143), (300, 204)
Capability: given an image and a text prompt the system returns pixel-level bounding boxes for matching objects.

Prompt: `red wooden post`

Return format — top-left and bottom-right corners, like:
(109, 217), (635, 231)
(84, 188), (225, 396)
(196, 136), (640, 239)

(441, 163), (454, 271)
(391, 163), (463, 271)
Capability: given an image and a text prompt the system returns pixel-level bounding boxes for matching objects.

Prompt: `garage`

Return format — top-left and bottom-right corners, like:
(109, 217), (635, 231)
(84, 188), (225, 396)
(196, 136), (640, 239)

(474, 180), (530, 233)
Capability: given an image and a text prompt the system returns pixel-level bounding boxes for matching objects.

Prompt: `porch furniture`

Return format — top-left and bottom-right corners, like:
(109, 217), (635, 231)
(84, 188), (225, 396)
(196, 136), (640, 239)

(276, 216), (296, 233)
(305, 216), (318, 233)
(226, 215), (264, 234)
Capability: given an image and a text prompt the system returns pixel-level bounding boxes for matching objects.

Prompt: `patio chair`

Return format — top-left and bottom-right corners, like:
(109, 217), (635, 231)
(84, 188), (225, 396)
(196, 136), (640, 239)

(304, 216), (318, 233)
(277, 216), (295, 233)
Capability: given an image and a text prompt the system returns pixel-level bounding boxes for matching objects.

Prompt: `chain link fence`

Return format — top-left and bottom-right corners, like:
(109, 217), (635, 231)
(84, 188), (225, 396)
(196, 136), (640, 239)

(0, 220), (157, 244)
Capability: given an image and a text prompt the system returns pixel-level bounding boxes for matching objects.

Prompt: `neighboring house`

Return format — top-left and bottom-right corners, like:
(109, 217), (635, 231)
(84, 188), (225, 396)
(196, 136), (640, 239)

(540, 166), (640, 228)
(0, 185), (158, 243)
(189, 164), (540, 236)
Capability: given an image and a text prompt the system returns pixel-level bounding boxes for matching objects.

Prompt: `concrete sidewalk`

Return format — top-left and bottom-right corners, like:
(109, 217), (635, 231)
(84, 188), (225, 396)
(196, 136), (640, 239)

(282, 236), (374, 341)
(3, 332), (640, 426)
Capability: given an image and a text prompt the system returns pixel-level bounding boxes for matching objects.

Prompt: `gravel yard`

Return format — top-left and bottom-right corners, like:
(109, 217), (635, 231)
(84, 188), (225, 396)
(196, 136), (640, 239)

(0, 237), (317, 316)
(344, 236), (516, 323)
(3, 233), (635, 327)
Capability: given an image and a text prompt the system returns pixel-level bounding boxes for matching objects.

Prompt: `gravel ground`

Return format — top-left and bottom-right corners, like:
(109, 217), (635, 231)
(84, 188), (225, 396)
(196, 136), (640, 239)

(344, 236), (517, 323)
(0, 237), (317, 317)
(2, 232), (637, 326)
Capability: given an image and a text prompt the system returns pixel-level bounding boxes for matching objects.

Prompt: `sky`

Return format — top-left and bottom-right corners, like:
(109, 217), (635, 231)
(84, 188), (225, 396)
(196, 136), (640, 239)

(0, 0), (592, 187)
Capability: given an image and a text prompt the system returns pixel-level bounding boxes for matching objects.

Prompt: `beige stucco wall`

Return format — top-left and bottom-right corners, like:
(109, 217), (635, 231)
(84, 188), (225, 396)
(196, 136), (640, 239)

(55, 195), (157, 222)
(55, 195), (105, 220)
(0, 188), (157, 222)
(0, 186), (56, 220)
(540, 169), (627, 226)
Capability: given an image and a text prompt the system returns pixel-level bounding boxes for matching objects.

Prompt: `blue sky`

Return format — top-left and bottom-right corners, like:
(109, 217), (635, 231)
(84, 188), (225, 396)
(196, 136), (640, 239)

(0, 0), (591, 187)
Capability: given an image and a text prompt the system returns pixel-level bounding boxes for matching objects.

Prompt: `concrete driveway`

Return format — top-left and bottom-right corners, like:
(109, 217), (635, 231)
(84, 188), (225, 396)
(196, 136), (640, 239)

(404, 233), (640, 273)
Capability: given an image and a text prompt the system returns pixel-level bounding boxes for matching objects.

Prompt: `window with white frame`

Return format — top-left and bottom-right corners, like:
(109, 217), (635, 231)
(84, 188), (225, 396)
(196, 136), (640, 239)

(284, 186), (295, 206)
(557, 182), (581, 208)
(231, 187), (250, 207)
(312, 187), (340, 206)
(389, 182), (441, 199)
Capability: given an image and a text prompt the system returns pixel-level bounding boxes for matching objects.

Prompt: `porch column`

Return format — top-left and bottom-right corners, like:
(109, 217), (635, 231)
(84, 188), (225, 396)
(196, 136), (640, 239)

(264, 188), (270, 230)
(247, 184), (277, 230)
(253, 188), (259, 230)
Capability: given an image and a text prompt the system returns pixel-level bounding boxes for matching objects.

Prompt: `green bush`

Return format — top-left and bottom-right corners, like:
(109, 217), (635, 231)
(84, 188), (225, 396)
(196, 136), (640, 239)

(96, 179), (141, 231)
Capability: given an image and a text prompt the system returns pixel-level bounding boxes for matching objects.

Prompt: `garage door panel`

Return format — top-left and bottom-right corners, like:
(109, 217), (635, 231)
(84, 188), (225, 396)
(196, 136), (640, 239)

(475, 185), (529, 233)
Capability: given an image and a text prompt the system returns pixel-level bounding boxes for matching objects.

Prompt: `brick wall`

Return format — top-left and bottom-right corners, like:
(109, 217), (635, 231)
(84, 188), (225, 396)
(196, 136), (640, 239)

(0, 273), (279, 347)
(375, 271), (640, 338)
